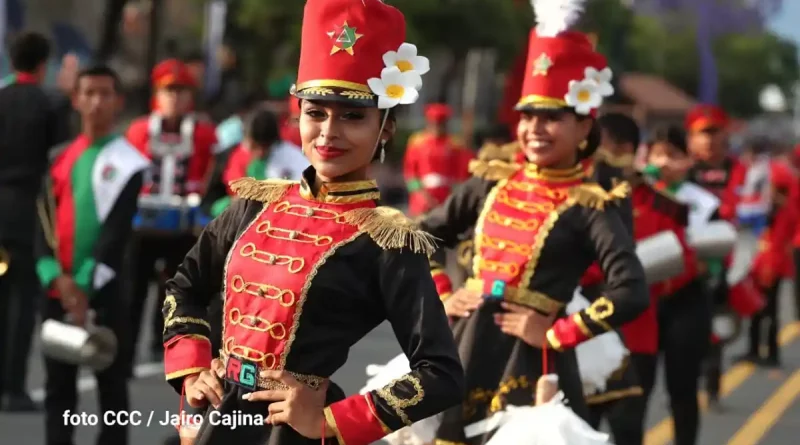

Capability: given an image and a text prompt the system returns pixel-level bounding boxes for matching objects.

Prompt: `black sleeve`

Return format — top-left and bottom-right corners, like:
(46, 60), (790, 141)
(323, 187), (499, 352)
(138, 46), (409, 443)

(368, 247), (464, 430)
(163, 199), (249, 338)
(418, 176), (490, 249)
(572, 204), (649, 335)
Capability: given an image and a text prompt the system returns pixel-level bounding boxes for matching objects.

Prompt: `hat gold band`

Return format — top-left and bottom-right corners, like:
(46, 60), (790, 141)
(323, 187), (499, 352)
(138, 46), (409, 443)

(295, 79), (373, 94)
(515, 94), (568, 110)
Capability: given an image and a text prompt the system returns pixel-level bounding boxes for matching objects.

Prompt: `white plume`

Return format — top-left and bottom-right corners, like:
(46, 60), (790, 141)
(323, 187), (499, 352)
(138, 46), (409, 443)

(532, 0), (587, 37)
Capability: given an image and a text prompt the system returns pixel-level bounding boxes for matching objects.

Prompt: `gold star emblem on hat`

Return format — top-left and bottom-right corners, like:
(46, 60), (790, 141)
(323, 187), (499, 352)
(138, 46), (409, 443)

(532, 53), (553, 76)
(327, 21), (363, 55)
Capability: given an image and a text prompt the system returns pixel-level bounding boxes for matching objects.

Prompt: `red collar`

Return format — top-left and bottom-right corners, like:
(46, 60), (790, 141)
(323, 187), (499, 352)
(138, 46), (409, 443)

(14, 72), (39, 85)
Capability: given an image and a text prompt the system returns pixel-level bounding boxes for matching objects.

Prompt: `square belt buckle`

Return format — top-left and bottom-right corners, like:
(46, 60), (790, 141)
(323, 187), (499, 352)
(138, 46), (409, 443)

(224, 356), (259, 391)
(484, 279), (506, 301)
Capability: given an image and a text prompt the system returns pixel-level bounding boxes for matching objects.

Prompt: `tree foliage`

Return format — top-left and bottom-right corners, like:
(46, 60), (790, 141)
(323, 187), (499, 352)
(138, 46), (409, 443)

(215, 0), (797, 118)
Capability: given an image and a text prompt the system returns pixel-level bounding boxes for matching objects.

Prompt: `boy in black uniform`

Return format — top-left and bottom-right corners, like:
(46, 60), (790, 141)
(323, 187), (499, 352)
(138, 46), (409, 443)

(0, 31), (68, 412)
(34, 66), (149, 445)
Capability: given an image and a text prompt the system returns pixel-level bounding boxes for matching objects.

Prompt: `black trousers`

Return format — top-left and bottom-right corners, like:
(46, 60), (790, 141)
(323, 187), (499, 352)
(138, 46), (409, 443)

(42, 293), (131, 445)
(587, 353), (658, 445)
(703, 341), (723, 399)
(0, 240), (40, 396)
(658, 280), (711, 445)
(747, 282), (781, 361)
(126, 232), (197, 367)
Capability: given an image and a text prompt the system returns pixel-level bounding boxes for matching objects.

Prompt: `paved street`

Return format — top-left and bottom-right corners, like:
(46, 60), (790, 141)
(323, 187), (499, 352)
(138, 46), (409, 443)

(1, 232), (799, 444)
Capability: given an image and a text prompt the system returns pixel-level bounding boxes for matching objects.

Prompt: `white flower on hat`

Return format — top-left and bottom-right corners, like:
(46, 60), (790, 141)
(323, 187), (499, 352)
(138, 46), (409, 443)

(565, 79), (602, 115)
(382, 43), (430, 88)
(367, 66), (422, 109)
(584, 66), (614, 97)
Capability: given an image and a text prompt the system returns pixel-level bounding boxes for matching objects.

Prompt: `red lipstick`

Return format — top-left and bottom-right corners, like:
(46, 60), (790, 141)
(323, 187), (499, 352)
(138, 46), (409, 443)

(315, 145), (347, 160)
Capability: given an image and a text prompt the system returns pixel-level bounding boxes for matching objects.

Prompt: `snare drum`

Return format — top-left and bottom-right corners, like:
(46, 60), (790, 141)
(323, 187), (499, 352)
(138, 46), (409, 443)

(134, 194), (199, 233)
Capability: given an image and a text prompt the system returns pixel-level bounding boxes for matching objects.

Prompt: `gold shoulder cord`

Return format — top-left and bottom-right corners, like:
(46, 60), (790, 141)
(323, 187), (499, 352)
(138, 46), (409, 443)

(36, 178), (58, 252)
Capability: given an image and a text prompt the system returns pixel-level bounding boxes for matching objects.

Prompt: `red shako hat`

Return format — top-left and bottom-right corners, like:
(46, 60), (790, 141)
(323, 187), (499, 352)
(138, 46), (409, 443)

(293, 0), (430, 109)
(425, 103), (452, 122)
(685, 104), (730, 132)
(152, 59), (196, 89)
(516, 0), (612, 116)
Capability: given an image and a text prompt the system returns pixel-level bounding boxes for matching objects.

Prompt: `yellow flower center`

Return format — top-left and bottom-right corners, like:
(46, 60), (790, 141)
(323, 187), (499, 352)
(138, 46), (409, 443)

(385, 84), (405, 99)
(395, 60), (414, 72)
(577, 89), (592, 102)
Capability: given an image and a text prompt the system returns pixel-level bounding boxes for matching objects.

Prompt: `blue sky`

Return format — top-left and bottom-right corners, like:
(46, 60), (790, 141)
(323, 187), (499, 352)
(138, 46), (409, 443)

(768, 1), (800, 45)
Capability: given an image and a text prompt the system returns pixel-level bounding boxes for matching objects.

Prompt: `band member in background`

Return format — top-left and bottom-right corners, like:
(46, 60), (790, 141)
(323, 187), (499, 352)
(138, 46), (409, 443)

(162, 1), (463, 443)
(683, 104), (744, 408)
(403, 103), (473, 216)
(34, 65), (149, 445)
(643, 125), (710, 445)
(125, 59), (217, 364)
(420, 10), (649, 442)
(206, 108), (308, 217)
(0, 31), (72, 412)
(586, 114), (697, 444)
(744, 159), (796, 368)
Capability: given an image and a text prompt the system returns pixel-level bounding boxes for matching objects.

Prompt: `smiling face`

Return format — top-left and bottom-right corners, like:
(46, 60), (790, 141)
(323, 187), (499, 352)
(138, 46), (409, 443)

(516, 109), (592, 169)
(299, 99), (396, 182)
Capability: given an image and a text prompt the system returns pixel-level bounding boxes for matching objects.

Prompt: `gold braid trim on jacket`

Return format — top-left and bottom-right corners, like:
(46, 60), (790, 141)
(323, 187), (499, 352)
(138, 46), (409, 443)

(476, 141), (520, 162)
(469, 159), (520, 181)
(567, 181), (631, 211)
(342, 206), (436, 255)
(229, 177), (295, 203)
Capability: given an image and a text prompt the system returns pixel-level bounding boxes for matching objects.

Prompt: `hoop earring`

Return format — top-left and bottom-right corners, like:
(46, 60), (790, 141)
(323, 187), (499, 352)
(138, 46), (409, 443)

(380, 140), (386, 164)
(579, 140), (588, 151)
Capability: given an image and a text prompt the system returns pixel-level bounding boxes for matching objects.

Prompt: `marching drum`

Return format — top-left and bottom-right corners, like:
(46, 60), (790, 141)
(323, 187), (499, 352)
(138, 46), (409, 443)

(133, 193), (203, 233)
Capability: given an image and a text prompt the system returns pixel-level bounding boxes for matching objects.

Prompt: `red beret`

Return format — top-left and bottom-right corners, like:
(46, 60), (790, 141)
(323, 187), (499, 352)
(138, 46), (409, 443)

(424, 103), (452, 122)
(152, 59), (196, 89)
(685, 104), (729, 132)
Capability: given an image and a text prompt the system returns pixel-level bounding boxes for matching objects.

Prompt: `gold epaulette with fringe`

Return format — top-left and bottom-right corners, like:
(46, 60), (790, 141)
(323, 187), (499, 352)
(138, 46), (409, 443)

(469, 159), (521, 181)
(476, 141), (520, 162)
(229, 177), (296, 203)
(341, 206), (436, 255)
(568, 181), (631, 211)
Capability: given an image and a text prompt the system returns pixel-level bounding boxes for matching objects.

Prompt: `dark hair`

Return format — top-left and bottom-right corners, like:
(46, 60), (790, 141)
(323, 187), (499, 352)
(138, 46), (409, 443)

(577, 116), (601, 161)
(76, 65), (122, 92)
(9, 31), (51, 72)
(183, 50), (205, 64)
(475, 123), (511, 147)
(648, 125), (687, 154)
(747, 136), (772, 155)
(246, 109), (280, 147)
(597, 113), (641, 150)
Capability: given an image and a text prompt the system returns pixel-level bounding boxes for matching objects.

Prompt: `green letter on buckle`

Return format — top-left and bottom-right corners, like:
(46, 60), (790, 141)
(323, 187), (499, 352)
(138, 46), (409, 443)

(490, 280), (506, 298)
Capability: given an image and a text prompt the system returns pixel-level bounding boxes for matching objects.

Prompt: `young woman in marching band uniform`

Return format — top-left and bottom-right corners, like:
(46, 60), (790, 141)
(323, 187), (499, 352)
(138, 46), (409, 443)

(419, 4), (649, 443)
(161, 1), (464, 444)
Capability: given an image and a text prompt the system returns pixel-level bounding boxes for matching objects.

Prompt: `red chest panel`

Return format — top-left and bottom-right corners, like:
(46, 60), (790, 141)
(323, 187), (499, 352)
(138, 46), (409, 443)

(223, 186), (368, 370)
(472, 170), (581, 294)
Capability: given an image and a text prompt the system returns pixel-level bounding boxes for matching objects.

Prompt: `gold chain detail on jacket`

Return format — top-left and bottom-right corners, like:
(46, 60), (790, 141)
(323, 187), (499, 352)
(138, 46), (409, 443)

(162, 295), (211, 334)
(517, 200), (573, 301)
(228, 308), (287, 339)
(464, 375), (531, 418)
(223, 337), (278, 370)
(375, 375), (425, 426)
(486, 210), (541, 231)
(238, 243), (305, 273)
(463, 279), (563, 314)
(272, 200), (347, 222)
(505, 180), (569, 200)
(476, 233), (533, 256)
(230, 274), (297, 306)
(476, 258), (520, 276)
(256, 220), (333, 246)
(496, 189), (557, 214)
